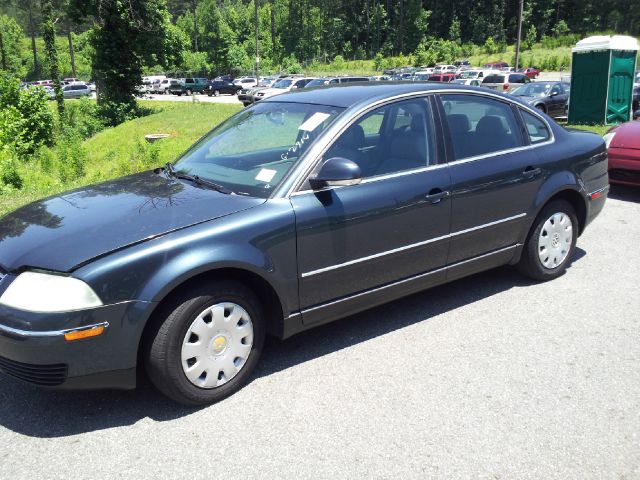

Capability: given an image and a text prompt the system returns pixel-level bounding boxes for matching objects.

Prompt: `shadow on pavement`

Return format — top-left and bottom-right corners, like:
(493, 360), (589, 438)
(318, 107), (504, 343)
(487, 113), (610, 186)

(608, 185), (640, 203)
(0, 252), (586, 438)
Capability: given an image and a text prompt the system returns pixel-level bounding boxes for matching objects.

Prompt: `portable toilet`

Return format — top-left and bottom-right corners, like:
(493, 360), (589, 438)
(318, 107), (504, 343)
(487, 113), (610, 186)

(568, 35), (638, 125)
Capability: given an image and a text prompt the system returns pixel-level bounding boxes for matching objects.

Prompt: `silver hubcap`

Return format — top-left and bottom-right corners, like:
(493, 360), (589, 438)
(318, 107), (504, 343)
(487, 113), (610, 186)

(538, 212), (573, 269)
(181, 303), (253, 388)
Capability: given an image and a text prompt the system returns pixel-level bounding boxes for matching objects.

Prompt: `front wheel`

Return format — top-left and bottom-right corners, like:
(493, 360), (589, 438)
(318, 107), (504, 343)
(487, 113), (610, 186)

(517, 200), (577, 281)
(144, 281), (265, 405)
(213, 90), (220, 97)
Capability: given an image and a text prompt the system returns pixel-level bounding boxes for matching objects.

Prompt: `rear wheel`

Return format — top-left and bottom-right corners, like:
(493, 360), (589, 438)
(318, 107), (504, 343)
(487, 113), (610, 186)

(145, 281), (265, 405)
(213, 90), (220, 97)
(517, 200), (577, 281)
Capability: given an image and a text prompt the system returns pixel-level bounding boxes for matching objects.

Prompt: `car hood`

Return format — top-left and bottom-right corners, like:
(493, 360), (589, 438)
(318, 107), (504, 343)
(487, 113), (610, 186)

(256, 87), (288, 97)
(610, 121), (640, 150)
(513, 94), (545, 102)
(0, 171), (264, 272)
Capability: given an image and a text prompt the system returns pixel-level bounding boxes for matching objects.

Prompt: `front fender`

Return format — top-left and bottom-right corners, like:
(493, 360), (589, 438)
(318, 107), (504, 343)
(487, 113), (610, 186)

(75, 200), (299, 321)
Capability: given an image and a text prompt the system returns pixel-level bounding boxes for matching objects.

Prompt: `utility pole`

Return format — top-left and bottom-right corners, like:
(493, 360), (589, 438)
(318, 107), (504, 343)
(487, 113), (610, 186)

(0, 29), (6, 70)
(514, 0), (524, 69)
(192, 0), (199, 51)
(255, 0), (259, 80)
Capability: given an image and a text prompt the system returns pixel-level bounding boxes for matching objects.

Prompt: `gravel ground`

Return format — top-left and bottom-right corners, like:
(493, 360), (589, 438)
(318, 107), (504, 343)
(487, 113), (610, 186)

(0, 186), (638, 480)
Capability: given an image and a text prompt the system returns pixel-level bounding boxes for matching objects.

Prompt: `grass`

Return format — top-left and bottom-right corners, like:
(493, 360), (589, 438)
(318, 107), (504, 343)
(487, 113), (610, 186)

(0, 100), (610, 218)
(0, 101), (241, 217)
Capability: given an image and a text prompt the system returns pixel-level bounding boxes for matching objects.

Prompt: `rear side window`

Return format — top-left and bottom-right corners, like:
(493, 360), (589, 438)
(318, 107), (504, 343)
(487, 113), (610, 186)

(520, 109), (551, 144)
(440, 94), (523, 160)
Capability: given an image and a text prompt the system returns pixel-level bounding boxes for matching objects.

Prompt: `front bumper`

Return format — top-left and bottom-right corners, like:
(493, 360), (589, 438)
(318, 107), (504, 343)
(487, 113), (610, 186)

(0, 297), (156, 390)
(608, 148), (640, 186)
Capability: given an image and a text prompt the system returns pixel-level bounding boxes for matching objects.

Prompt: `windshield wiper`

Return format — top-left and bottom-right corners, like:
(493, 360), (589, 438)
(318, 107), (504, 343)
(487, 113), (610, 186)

(164, 162), (232, 194)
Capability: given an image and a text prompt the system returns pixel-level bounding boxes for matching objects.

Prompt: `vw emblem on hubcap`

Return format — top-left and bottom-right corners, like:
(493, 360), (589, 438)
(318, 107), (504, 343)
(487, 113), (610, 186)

(211, 335), (228, 355)
(552, 233), (561, 248)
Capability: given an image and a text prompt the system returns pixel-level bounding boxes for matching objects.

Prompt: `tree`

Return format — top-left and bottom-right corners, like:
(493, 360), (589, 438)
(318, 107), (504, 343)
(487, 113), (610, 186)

(0, 14), (24, 75)
(41, 0), (63, 114)
(69, 0), (178, 125)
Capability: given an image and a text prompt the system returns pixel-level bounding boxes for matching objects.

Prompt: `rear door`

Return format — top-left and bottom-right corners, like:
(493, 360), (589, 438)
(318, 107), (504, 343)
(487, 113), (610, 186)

(437, 93), (544, 278)
(292, 96), (451, 323)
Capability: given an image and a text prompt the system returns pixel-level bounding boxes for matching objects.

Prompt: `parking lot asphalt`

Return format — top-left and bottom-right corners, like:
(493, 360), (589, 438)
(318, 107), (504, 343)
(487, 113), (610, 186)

(0, 186), (638, 479)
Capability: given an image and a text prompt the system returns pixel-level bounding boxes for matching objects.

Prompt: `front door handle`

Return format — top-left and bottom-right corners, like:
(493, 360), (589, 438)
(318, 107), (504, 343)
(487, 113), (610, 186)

(425, 189), (450, 204)
(523, 166), (541, 178)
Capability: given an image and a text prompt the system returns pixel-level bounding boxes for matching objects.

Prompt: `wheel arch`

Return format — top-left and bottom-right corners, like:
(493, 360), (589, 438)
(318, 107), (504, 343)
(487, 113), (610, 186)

(141, 265), (286, 340)
(137, 266), (287, 378)
(531, 187), (587, 237)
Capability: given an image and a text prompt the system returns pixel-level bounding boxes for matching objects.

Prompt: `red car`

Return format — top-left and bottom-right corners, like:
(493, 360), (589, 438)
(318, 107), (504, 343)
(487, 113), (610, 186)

(605, 120), (640, 186)
(427, 73), (456, 83)
(518, 67), (540, 79)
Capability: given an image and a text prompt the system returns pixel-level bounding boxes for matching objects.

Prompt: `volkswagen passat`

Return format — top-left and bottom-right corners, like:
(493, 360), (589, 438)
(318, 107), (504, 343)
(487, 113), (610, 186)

(0, 83), (608, 405)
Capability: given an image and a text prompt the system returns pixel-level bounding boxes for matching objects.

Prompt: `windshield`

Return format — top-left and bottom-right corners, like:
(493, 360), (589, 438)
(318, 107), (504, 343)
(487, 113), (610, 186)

(306, 79), (328, 87)
(512, 82), (553, 97)
(460, 71), (480, 79)
(273, 79), (293, 89)
(174, 102), (344, 198)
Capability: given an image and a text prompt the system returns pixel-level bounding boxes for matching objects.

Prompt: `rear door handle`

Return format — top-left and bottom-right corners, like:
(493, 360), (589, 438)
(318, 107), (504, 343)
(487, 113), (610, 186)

(523, 166), (541, 178)
(424, 189), (450, 204)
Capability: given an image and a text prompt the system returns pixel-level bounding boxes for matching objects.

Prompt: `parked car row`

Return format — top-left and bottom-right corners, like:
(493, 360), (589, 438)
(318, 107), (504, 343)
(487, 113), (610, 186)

(25, 81), (93, 100)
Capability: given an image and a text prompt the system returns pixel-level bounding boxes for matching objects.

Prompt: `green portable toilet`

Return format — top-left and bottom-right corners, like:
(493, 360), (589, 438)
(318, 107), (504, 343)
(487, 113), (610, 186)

(568, 35), (639, 125)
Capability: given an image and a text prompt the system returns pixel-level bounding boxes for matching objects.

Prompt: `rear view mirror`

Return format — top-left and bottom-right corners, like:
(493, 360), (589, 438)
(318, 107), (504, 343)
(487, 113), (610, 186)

(309, 157), (362, 189)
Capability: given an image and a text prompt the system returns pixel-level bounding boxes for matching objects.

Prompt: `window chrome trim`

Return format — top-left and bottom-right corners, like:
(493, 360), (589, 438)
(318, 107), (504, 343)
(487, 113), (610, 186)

(301, 244), (520, 314)
(300, 213), (526, 278)
(0, 321), (109, 339)
(282, 87), (556, 199)
(436, 91), (556, 164)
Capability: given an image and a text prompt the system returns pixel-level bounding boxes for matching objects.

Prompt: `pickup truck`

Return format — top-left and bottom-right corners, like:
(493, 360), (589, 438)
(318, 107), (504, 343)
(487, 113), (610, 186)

(169, 78), (209, 95)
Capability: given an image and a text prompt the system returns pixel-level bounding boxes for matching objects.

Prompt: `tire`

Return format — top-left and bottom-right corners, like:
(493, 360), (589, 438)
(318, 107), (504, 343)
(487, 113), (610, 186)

(213, 90), (220, 97)
(517, 200), (578, 281)
(207, 93), (212, 97)
(186, 89), (192, 95)
(144, 281), (265, 405)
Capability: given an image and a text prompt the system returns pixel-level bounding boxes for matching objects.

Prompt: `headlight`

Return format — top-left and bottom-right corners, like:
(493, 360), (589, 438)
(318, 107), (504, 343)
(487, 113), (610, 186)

(0, 272), (103, 313)
(603, 132), (616, 149)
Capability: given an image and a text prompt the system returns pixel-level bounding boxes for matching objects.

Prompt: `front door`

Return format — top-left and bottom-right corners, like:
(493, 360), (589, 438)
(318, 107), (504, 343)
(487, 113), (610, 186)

(291, 97), (452, 324)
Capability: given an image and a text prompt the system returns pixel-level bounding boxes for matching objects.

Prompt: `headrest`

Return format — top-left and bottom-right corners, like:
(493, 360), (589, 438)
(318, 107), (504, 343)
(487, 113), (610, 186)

(447, 114), (470, 134)
(475, 115), (507, 136)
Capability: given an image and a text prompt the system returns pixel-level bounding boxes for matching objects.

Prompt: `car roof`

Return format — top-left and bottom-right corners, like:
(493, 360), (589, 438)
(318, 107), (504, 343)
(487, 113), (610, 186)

(263, 82), (496, 108)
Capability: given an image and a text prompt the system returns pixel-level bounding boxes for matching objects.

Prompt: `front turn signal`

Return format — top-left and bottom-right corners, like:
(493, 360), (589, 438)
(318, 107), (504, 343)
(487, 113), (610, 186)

(64, 324), (107, 342)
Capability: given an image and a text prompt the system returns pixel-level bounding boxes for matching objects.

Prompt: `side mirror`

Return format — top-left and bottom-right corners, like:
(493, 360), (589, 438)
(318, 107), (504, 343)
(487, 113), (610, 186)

(550, 91), (559, 97)
(309, 157), (362, 189)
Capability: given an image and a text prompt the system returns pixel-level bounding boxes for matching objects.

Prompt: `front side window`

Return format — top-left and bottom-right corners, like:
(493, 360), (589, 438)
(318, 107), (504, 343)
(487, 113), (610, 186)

(520, 109), (551, 144)
(323, 98), (435, 178)
(175, 102), (343, 198)
(440, 94), (523, 160)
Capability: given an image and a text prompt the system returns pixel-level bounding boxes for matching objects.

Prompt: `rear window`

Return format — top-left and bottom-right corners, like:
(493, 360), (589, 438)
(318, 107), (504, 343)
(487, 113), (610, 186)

(483, 75), (505, 83)
(508, 74), (527, 83)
